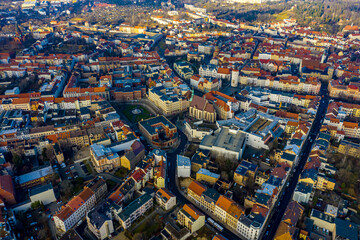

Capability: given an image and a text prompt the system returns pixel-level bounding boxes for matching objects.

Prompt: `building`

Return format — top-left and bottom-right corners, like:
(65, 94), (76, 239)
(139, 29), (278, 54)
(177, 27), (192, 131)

(117, 193), (153, 229)
(334, 218), (359, 240)
(0, 175), (16, 205)
(237, 213), (264, 240)
(161, 223), (191, 240)
(292, 182), (312, 205)
(177, 155), (191, 178)
(200, 127), (246, 161)
(148, 86), (190, 115)
(90, 144), (120, 173)
(85, 177), (107, 203)
(189, 95), (216, 123)
(177, 204), (205, 233)
(214, 195), (244, 229)
(139, 116), (178, 149)
(29, 183), (56, 205)
(15, 165), (55, 188)
(204, 91), (239, 120)
(187, 180), (207, 203)
(233, 161), (258, 186)
(156, 188), (176, 211)
(54, 188), (96, 232)
(338, 140), (360, 158)
(90, 140), (145, 173)
(196, 168), (220, 185)
(86, 202), (114, 240)
(310, 209), (336, 233)
(184, 120), (216, 141)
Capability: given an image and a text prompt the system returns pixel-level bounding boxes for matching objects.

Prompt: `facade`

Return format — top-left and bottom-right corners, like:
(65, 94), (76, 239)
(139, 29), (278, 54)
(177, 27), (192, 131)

(196, 168), (220, 185)
(233, 160), (258, 186)
(86, 202), (114, 240)
(117, 193), (153, 229)
(204, 91), (239, 120)
(177, 155), (191, 178)
(189, 95), (216, 123)
(148, 87), (190, 115)
(156, 188), (176, 211)
(54, 188), (96, 232)
(0, 175), (16, 205)
(292, 182), (312, 205)
(139, 116), (178, 149)
(16, 165), (55, 188)
(29, 183), (56, 205)
(90, 143), (120, 173)
(338, 140), (360, 158)
(237, 214), (263, 240)
(177, 204), (205, 233)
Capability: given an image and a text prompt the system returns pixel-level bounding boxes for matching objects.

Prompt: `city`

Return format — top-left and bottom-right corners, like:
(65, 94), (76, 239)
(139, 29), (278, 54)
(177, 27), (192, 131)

(0, 0), (359, 240)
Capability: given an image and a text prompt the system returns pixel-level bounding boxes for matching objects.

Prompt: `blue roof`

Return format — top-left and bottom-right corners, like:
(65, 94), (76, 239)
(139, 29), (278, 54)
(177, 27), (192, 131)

(335, 218), (358, 240)
(177, 155), (191, 167)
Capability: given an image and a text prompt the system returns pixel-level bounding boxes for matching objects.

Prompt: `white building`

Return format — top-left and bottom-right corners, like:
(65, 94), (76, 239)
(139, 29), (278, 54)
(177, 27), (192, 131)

(87, 202), (115, 240)
(29, 183), (56, 205)
(177, 155), (191, 178)
(156, 188), (177, 211)
(54, 188), (96, 232)
(117, 193), (153, 229)
(237, 214), (263, 240)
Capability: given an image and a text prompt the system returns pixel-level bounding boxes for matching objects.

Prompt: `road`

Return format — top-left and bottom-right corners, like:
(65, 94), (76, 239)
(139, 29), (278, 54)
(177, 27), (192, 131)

(262, 82), (329, 240)
(166, 129), (242, 240)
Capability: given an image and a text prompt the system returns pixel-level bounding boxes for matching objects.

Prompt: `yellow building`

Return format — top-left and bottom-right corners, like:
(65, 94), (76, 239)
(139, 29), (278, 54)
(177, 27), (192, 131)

(148, 87), (190, 115)
(285, 121), (299, 135)
(177, 204), (205, 233)
(187, 180), (207, 204)
(316, 173), (335, 191)
(226, 203), (244, 230)
(196, 168), (220, 185)
(90, 144), (121, 173)
(233, 161), (258, 186)
(154, 160), (166, 189)
(338, 140), (360, 158)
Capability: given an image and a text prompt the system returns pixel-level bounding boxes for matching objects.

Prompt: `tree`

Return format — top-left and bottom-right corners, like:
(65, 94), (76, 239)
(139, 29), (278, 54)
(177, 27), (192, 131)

(133, 233), (145, 240)
(60, 180), (74, 198)
(31, 201), (41, 209)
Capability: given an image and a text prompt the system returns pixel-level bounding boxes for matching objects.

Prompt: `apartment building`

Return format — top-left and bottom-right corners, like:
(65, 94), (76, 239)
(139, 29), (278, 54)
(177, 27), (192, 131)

(54, 188), (96, 232)
(117, 193), (153, 229)
(148, 86), (190, 115)
(204, 91), (239, 120)
(86, 202), (114, 240)
(177, 204), (205, 233)
(156, 188), (176, 211)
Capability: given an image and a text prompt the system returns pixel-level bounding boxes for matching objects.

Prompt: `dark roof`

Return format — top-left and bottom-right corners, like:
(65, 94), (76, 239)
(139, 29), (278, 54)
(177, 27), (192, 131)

(335, 218), (358, 240)
(29, 183), (53, 196)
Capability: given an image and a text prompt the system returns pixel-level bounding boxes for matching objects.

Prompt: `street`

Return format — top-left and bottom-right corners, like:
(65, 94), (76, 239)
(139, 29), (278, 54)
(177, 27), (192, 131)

(166, 128), (243, 240)
(262, 82), (329, 240)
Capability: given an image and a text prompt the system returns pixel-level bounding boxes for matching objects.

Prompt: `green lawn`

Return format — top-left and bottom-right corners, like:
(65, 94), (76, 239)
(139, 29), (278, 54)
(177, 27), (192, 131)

(132, 214), (163, 239)
(122, 105), (152, 123)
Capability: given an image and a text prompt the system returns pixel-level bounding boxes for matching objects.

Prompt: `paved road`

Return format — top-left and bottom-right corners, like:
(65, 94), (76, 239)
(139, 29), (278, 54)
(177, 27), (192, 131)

(98, 172), (124, 184)
(262, 82), (329, 240)
(166, 129), (243, 240)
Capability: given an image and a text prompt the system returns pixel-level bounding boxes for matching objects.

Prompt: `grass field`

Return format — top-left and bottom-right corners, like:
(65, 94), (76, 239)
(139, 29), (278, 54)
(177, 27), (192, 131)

(122, 105), (152, 123)
(131, 213), (163, 239)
